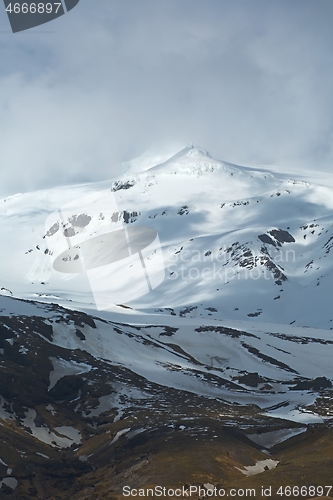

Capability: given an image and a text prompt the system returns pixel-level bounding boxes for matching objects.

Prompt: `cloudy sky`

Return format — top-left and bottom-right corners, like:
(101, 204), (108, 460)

(0, 0), (333, 197)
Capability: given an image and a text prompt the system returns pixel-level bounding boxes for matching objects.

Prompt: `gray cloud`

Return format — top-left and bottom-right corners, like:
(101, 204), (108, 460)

(1, 0), (333, 197)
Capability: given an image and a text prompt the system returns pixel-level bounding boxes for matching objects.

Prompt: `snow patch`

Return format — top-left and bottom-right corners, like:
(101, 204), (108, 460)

(22, 409), (81, 448)
(236, 459), (279, 476)
(110, 428), (130, 444)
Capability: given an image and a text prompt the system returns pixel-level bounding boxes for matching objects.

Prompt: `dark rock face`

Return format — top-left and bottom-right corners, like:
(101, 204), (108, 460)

(259, 228), (295, 247)
(45, 221), (60, 237)
(258, 234), (276, 246)
(112, 179), (136, 191)
(269, 229), (295, 243)
(236, 372), (266, 387)
(177, 205), (189, 215)
(68, 214), (92, 228)
(291, 377), (332, 391)
(247, 311), (262, 317)
(75, 329), (86, 340)
(111, 210), (140, 224)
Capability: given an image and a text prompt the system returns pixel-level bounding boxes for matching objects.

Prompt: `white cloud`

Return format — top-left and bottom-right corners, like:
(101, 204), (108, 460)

(0, 0), (333, 197)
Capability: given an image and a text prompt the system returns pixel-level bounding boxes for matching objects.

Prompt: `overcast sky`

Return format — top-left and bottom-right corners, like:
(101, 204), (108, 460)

(0, 0), (333, 197)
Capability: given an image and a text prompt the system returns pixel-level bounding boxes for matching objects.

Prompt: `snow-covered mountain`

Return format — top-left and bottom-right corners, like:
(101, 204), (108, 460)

(1, 145), (333, 328)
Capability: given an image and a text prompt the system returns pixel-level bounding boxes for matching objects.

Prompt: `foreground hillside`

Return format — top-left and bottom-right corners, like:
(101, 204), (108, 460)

(0, 296), (332, 498)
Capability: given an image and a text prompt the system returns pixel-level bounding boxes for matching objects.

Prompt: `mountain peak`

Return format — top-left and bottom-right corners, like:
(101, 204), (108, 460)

(146, 144), (235, 176)
(122, 143), (212, 175)
(185, 145), (211, 157)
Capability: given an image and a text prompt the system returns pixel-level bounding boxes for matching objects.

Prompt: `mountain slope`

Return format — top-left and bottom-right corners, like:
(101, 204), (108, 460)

(0, 294), (332, 498)
(1, 145), (333, 329)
